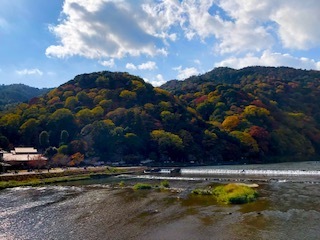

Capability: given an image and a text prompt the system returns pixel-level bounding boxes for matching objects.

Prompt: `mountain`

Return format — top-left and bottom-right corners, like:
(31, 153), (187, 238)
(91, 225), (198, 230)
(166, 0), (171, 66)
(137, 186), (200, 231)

(0, 71), (233, 165)
(0, 84), (50, 110)
(161, 66), (320, 162)
(1, 67), (320, 166)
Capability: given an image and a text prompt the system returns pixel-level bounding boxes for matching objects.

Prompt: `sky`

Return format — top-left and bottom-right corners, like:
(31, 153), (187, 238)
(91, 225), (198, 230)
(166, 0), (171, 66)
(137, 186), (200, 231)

(1, 0), (320, 88)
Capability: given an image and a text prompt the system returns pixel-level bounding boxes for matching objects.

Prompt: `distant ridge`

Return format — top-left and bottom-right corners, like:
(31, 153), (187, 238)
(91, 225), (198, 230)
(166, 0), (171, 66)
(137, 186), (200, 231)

(161, 66), (320, 93)
(0, 84), (51, 109)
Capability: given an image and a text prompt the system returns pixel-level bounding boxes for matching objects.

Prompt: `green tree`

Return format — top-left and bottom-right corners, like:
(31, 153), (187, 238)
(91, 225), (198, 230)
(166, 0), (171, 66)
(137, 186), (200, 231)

(76, 109), (93, 126)
(60, 130), (69, 146)
(120, 90), (137, 101)
(91, 106), (104, 119)
(39, 131), (50, 150)
(0, 135), (9, 150)
(76, 91), (91, 105)
(99, 99), (112, 110)
(20, 118), (40, 146)
(68, 139), (87, 155)
(221, 115), (240, 131)
(160, 111), (180, 130)
(242, 105), (271, 127)
(64, 96), (78, 110)
(95, 76), (110, 88)
(124, 133), (143, 155)
(0, 113), (21, 144)
(58, 145), (69, 155)
(151, 130), (184, 161)
(196, 102), (215, 120)
(230, 131), (259, 155)
(47, 108), (76, 146)
(90, 120), (115, 157)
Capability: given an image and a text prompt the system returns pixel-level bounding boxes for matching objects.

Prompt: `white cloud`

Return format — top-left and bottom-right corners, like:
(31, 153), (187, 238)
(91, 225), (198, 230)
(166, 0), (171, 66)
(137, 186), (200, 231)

(177, 0), (275, 54)
(214, 0), (320, 52)
(126, 63), (137, 70)
(144, 74), (166, 86)
(46, 0), (166, 59)
(271, 1), (320, 49)
(149, 0), (320, 53)
(46, 0), (320, 72)
(99, 59), (115, 68)
(141, 0), (185, 41)
(215, 50), (320, 70)
(126, 61), (157, 71)
(16, 68), (43, 76)
(138, 0), (276, 54)
(173, 66), (199, 80)
(138, 61), (157, 70)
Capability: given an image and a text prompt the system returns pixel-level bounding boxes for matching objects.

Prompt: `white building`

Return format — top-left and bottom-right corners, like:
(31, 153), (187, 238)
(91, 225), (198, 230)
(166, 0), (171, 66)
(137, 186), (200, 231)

(1, 147), (47, 167)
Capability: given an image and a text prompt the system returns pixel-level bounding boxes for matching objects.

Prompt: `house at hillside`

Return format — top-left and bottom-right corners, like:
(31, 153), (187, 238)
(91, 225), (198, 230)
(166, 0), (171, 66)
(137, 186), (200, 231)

(1, 147), (47, 168)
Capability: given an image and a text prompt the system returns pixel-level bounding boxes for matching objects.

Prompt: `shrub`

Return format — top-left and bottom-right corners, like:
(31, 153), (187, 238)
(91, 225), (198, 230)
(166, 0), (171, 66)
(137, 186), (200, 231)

(133, 183), (152, 190)
(191, 183), (258, 204)
(191, 188), (213, 195)
(160, 180), (170, 188)
(119, 181), (125, 187)
(213, 183), (258, 204)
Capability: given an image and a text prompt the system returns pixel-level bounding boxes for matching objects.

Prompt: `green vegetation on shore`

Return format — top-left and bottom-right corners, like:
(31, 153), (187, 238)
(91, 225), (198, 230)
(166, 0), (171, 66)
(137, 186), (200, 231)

(192, 183), (258, 204)
(0, 175), (91, 189)
(133, 180), (171, 190)
(0, 167), (143, 190)
(133, 183), (153, 190)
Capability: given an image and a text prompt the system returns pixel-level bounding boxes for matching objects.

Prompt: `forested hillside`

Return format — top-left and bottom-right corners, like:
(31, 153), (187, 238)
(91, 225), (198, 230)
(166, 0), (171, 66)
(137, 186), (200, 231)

(162, 66), (320, 162)
(0, 72), (232, 166)
(1, 67), (320, 166)
(0, 84), (50, 110)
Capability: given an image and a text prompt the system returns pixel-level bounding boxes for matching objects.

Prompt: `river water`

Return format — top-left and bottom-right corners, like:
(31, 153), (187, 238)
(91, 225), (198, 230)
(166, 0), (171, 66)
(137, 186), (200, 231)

(1, 162), (320, 240)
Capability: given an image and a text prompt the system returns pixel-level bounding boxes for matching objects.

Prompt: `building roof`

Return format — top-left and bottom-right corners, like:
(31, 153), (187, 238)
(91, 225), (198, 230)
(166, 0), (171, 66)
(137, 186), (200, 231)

(3, 153), (47, 162)
(11, 147), (38, 154)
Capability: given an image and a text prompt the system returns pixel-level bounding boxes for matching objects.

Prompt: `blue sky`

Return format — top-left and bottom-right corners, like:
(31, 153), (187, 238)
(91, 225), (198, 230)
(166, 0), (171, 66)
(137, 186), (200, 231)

(1, 0), (320, 88)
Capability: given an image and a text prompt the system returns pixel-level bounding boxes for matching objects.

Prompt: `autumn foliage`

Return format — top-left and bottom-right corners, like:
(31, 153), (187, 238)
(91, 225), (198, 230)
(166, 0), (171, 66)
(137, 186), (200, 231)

(1, 67), (320, 165)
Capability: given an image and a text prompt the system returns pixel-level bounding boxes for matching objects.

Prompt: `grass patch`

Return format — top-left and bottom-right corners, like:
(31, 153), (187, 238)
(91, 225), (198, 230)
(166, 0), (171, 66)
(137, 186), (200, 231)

(160, 180), (170, 188)
(212, 183), (258, 204)
(42, 175), (91, 184)
(191, 183), (258, 204)
(0, 174), (92, 190)
(133, 183), (152, 190)
(0, 179), (42, 189)
(118, 181), (125, 187)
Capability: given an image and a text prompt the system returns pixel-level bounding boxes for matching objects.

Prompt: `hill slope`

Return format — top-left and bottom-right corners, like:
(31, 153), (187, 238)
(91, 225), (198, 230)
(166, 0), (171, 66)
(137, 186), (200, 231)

(161, 66), (320, 162)
(1, 67), (320, 165)
(0, 71), (237, 165)
(0, 84), (50, 110)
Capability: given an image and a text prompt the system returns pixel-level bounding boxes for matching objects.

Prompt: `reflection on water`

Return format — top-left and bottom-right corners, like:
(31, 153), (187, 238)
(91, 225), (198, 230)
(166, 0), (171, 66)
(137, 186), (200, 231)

(1, 162), (320, 240)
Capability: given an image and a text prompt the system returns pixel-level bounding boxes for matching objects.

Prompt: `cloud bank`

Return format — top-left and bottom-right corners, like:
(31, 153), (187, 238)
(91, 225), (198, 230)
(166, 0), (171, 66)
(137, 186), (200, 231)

(46, 0), (320, 77)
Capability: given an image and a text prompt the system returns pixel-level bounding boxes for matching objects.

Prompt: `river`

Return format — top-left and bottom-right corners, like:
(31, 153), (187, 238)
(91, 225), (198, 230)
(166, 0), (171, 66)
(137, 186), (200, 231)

(1, 162), (320, 240)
